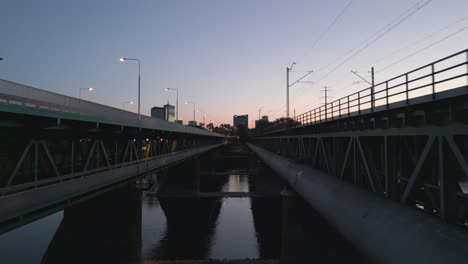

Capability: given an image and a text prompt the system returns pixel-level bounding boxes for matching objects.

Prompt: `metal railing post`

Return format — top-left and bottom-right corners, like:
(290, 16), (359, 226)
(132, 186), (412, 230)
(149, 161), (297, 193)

(466, 50), (468, 88)
(386, 81), (389, 109)
(405, 73), (409, 104)
(347, 96), (351, 117)
(358, 92), (361, 114)
(338, 99), (341, 118)
(431, 64), (436, 99)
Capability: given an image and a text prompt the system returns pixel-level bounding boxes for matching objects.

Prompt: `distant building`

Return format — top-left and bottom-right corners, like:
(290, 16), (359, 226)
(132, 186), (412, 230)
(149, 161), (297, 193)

(188, 120), (197, 127)
(175, 120), (183, 125)
(164, 103), (176, 122)
(255, 116), (270, 129)
(233, 114), (248, 127)
(151, 107), (165, 120)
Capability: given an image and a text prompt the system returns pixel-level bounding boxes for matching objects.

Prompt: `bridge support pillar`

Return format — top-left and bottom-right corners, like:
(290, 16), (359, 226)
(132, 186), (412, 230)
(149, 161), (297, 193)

(41, 184), (142, 264)
(280, 187), (302, 264)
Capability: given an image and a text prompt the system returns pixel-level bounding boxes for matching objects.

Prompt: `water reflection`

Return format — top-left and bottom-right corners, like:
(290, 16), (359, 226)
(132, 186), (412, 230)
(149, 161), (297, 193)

(0, 143), (364, 263)
(209, 198), (259, 259)
(0, 212), (62, 264)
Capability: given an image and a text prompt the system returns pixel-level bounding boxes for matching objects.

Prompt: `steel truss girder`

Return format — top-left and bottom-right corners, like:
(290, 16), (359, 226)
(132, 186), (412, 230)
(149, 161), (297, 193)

(1, 134), (215, 196)
(253, 125), (468, 225)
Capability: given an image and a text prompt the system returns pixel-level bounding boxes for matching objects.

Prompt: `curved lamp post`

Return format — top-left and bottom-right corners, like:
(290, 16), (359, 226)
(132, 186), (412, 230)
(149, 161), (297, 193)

(185, 101), (196, 123)
(79, 87), (93, 100)
(120, 57), (141, 120)
(122, 101), (134, 110)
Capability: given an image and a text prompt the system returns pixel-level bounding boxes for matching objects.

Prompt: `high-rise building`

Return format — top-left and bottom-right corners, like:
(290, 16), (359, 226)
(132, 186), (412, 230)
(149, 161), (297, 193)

(151, 107), (165, 120)
(233, 114), (248, 127)
(164, 103), (175, 122)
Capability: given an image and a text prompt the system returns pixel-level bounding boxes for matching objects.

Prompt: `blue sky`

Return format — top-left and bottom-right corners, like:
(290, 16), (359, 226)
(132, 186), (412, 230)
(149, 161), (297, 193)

(1, 0), (468, 126)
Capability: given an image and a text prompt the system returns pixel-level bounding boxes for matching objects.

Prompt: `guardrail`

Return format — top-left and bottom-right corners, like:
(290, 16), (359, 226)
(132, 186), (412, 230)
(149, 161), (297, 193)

(259, 49), (468, 134)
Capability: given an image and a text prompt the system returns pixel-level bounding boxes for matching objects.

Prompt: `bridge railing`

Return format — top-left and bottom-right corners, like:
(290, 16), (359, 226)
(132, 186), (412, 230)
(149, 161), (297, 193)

(0, 79), (223, 138)
(259, 49), (468, 134)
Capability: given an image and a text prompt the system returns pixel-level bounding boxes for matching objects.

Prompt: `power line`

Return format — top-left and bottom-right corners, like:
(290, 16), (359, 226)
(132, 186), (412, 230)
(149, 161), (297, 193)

(296, 0), (353, 64)
(316, 0), (432, 83)
(307, 0), (427, 76)
(317, 21), (468, 107)
(276, 0), (433, 120)
(372, 15), (468, 66)
(377, 23), (468, 74)
(290, 0), (431, 111)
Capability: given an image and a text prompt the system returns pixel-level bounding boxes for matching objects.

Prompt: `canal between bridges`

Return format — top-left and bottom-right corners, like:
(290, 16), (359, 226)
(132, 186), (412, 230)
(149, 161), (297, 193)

(0, 143), (367, 264)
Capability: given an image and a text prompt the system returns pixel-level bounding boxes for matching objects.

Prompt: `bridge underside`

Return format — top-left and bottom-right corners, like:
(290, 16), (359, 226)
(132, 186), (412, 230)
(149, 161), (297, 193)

(0, 143), (222, 234)
(0, 96), (225, 234)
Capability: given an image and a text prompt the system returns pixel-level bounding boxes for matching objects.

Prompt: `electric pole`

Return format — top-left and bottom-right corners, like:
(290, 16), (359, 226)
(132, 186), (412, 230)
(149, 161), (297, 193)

(286, 62), (313, 119)
(351, 67), (375, 110)
(371, 67), (375, 110)
(321, 86), (331, 120)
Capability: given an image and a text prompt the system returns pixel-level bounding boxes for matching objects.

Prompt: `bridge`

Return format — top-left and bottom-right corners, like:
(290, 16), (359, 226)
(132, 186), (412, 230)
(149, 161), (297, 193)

(1, 49), (468, 263)
(0, 79), (225, 233)
(249, 49), (468, 263)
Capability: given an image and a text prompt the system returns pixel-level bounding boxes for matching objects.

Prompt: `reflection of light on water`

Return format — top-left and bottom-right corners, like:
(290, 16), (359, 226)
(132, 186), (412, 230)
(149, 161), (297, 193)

(221, 175), (249, 192)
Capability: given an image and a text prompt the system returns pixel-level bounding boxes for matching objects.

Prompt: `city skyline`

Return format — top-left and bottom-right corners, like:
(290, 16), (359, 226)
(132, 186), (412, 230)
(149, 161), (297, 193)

(2, 0), (468, 127)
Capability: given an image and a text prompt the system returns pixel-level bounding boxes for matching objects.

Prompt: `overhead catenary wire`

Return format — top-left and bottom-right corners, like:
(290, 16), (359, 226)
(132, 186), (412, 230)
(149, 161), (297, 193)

(376, 24), (468, 74)
(289, 0), (432, 115)
(315, 0), (433, 84)
(295, 0), (353, 64)
(305, 0), (427, 76)
(371, 14), (468, 66)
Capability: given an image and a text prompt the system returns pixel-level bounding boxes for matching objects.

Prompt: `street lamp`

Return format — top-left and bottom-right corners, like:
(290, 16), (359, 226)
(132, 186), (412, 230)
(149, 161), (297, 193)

(122, 101), (134, 110)
(197, 109), (206, 125)
(120, 57), (141, 120)
(164, 88), (179, 121)
(185, 101), (195, 123)
(79, 87), (93, 100)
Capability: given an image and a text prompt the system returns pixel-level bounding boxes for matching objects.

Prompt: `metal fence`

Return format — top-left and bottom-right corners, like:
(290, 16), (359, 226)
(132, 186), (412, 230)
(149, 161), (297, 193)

(260, 49), (468, 134)
(0, 79), (223, 137)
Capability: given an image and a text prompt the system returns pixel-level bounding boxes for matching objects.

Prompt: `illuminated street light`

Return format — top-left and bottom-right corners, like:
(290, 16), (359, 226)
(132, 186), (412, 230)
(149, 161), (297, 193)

(79, 87), (94, 100)
(122, 101), (134, 110)
(185, 101), (196, 122)
(120, 57), (141, 120)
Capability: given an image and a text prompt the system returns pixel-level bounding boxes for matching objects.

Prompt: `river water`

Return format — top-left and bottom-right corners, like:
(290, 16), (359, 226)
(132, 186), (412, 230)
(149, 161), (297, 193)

(0, 143), (365, 263)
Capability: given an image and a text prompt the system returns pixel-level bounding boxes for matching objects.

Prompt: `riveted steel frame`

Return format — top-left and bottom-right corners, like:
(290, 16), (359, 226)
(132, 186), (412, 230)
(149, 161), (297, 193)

(252, 124), (468, 226)
(0, 116), (223, 196)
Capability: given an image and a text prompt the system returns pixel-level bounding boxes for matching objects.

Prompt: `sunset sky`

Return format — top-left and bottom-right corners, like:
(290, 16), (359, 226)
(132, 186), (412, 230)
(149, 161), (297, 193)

(1, 0), (468, 127)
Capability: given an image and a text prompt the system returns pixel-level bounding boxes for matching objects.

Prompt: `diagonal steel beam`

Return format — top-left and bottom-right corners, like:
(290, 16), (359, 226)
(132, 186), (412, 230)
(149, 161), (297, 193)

(356, 137), (377, 193)
(340, 137), (353, 180)
(41, 141), (61, 178)
(445, 135), (468, 177)
(320, 137), (331, 174)
(3, 141), (34, 191)
(83, 141), (97, 172)
(401, 136), (435, 203)
(99, 141), (111, 167)
(312, 137), (320, 167)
